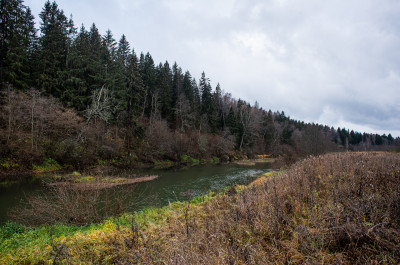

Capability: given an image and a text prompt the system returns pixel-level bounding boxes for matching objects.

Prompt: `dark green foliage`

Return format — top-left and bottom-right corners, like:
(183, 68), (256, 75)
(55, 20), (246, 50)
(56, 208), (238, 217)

(349, 130), (362, 145)
(63, 24), (106, 111)
(38, 0), (70, 97)
(214, 83), (225, 130)
(375, 134), (383, 145)
(199, 72), (218, 132)
(0, 222), (25, 239)
(140, 52), (157, 118)
(125, 49), (145, 119)
(281, 124), (293, 145)
(0, 0), (37, 91)
(263, 111), (275, 150)
(158, 61), (173, 121)
(182, 71), (195, 106)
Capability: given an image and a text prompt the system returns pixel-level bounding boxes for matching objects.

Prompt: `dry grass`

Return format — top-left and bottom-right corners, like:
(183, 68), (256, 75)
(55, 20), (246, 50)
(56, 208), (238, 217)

(3, 152), (400, 264)
(48, 175), (159, 191)
(104, 151), (400, 264)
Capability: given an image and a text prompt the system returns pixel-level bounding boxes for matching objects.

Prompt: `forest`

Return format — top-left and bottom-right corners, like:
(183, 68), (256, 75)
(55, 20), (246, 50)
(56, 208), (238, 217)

(1, 0), (399, 173)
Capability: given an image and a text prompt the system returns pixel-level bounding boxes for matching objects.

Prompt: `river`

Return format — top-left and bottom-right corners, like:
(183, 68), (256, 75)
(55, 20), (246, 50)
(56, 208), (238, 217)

(0, 162), (272, 224)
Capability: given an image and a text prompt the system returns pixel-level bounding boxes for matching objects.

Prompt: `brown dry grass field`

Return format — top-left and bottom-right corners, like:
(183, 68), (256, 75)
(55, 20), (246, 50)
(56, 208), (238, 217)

(1, 151), (400, 264)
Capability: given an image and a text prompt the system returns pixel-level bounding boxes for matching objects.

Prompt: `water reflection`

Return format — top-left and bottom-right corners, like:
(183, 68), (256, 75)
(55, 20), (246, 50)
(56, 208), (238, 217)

(0, 163), (271, 224)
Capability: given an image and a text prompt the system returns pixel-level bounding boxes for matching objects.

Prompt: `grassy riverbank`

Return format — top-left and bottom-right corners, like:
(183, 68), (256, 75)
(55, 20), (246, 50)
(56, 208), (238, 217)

(0, 153), (255, 181)
(1, 151), (400, 264)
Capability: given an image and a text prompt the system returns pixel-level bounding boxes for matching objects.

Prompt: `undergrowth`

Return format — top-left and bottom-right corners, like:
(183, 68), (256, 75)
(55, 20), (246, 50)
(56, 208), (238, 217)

(1, 152), (400, 264)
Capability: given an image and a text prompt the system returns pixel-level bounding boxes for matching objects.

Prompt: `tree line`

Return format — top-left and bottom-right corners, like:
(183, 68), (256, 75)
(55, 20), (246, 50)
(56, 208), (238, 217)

(1, 0), (399, 169)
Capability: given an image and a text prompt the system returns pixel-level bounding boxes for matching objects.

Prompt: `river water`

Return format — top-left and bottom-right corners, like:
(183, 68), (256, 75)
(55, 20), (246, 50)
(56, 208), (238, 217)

(0, 163), (272, 224)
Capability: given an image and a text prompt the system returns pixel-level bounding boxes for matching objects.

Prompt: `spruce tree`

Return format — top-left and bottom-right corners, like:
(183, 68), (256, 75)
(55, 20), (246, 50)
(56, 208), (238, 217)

(139, 52), (157, 118)
(126, 48), (144, 118)
(199, 72), (217, 132)
(87, 23), (106, 92)
(117, 34), (130, 67)
(63, 25), (91, 110)
(102, 29), (124, 116)
(158, 61), (173, 122)
(38, 0), (70, 97)
(214, 83), (225, 129)
(182, 71), (194, 106)
(0, 0), (37, 91)
(171, 62), (183, 126)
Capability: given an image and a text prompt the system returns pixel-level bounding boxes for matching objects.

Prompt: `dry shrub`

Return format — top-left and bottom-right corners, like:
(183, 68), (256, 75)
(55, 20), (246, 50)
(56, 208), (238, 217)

(105, 152), (400, 264)
(9, 184), (137, 226)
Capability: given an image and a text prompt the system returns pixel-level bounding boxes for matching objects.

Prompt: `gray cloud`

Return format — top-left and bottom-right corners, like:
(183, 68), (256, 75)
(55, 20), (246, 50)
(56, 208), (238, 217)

(25, 0), (400, 136)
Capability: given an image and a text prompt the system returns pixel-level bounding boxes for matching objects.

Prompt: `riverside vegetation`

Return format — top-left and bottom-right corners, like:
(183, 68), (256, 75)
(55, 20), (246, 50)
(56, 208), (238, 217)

(1, 151), (399, 264)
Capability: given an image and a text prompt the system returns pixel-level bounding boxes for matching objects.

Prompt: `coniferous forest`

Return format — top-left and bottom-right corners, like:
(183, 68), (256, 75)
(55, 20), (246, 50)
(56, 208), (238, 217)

(1, 0), (399, 173)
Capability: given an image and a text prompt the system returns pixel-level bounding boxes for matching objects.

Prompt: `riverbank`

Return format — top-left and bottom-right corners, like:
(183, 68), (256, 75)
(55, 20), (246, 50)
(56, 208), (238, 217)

(2, 152), (398, 264)
(0, 154), (280, 182)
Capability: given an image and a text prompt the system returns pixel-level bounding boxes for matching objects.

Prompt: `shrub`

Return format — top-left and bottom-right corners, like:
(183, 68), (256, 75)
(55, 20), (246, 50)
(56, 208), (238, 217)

(32, 158), (62, 172)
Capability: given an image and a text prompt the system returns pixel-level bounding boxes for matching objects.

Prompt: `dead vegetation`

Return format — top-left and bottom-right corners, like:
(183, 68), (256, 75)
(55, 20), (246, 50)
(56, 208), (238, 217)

(9, 183), (138, 226)
(103, 152), (400, 264)
(4, 152), (400, 264)
(48, 175), (159, 190)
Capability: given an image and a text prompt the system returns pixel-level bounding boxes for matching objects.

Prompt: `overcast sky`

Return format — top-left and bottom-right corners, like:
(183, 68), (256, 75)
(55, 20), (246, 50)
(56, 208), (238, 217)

(25, 0), (400, 137)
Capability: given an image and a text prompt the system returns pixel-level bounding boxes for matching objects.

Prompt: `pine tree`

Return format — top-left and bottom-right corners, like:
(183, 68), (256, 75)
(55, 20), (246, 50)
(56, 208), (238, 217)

(192, 77), (201, 128)
(101, 29), (124, 115)
(182, 71), (194, 106)
(263, 110), (275, 150)
(171, 62), (183, 126)
(63, 25), (91, 110)
(214, 83), (225, 129)
(126, 49), (144, 118)
(108, 34), (131, 122)
(226, 106), (238, 134)
(140, 52), (157, 118)
(117, 34), (130, 67)
(199, 72), (217, 132)
(24, 7), (40, 88)
(0, 0), (37, 91)
(87, 23), (106, 91)
(38, 0), (70, 97)
(158, 61), (173, 121)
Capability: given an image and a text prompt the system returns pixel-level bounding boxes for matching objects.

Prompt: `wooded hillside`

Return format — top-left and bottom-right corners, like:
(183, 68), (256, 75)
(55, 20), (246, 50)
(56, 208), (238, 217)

(1, 0), (399, 171)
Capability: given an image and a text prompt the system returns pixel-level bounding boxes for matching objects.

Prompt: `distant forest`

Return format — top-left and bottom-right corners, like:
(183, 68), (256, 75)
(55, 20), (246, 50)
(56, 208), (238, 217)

(1, 0), (399, 169)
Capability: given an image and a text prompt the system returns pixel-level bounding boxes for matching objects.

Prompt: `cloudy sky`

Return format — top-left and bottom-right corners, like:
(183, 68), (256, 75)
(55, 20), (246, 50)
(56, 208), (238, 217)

(25, 0), (400, 136)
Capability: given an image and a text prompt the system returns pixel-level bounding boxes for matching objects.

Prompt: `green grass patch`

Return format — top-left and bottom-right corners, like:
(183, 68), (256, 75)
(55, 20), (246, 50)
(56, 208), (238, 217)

(76, 176), (95, 183)
(70, 171), (81, 176)
(180, 155), (200, 165)
(210, 156), (220, 164)
(0, 159), (19, 170)
(32, 158), (62, 173)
